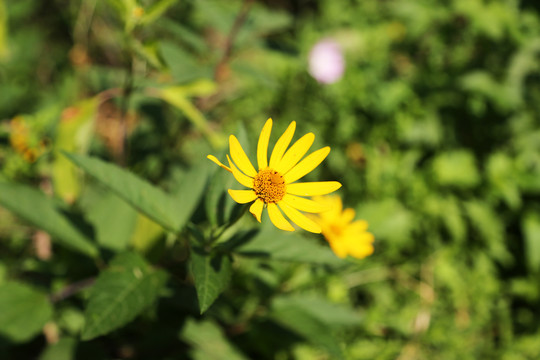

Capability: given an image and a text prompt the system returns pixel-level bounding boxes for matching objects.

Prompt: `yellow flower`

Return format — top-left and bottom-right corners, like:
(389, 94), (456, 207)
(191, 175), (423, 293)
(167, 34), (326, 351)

(313, 195), (374, 259)
(208, 118), (341, 233)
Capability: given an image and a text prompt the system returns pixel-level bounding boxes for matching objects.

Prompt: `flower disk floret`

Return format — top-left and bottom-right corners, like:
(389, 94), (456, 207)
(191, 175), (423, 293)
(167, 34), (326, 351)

(207, 118), (342, 233)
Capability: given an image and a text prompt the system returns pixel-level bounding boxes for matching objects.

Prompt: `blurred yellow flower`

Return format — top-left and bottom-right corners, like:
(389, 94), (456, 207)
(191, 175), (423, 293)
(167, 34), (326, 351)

(208, 118), (341, 233)
(313, 195), (374, 259)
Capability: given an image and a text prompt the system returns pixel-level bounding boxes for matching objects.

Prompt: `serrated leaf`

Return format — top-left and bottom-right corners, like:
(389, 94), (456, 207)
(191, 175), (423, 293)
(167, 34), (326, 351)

(190, 249), (232, 314)
(0, 182), (98, 258)
(64, 153), (204, 233)
(181, 319), (248, 360)
(0, 281), (53, 342)
(270, 296), (345, 360)
(232, 228), (343, 265)
(81, 252), (168, 340)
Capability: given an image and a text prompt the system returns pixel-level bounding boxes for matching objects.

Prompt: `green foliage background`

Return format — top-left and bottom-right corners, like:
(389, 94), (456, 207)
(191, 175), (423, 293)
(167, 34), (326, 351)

(1, 0), (540, 359)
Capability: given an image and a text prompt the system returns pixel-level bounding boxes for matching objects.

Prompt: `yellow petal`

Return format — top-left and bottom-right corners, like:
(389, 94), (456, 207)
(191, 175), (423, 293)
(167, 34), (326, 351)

(267, 203), (294, 231)
(342, 208), (356, 224)
(226, 155), (254, 188)
(327, 237), (348, 258)
(229, 135), (257, 177)
(249, 199), (264, 222)
(269, 121), (296, 168)
(275, 133), (315, 175)
(284, 146), (330, 184)
(344, 233), (375, 259)
(207, 155), (231, 173)
(257, 118), (272, 170)
(278, 201), (321, 233)
(286, 181), (342, 196)
(228, 189), (257, 204)
(281, 194), (327, 213)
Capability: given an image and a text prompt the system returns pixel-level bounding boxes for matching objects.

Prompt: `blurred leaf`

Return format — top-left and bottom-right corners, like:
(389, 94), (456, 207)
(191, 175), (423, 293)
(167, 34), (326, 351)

(0, 0), (8, 60)
(130, 213), (165, 254)
(464, 201), (512, 264)
(139, 0), (177, 26)
(84, 191), (138, 252)
(271, 296), (345, 360)
(356, 199), (414, 245)
(159, 85), (224, 148)
(522, 212), (540, 272)
(53, 98), (98, 202)
(0, 281), (53, 342)
(432, 150), (480, 188)
(81, 252), (168, 340)
(0, 182), (98, 257)
(233, 228), (343, 265)
(190, 248), (232, 314)
(40, 337), (77, 360)
(272, 295), (362, 327)
(64, 153), (204, 233)
(181, 319), (248, 360)
(159, 41), (211, 83)
(487, 152), (521, 209)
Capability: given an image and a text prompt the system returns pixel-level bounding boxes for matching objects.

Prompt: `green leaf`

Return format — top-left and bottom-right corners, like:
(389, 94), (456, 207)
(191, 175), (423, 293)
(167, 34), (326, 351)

(356, 199), (414, 246)
(64, 153), (203, 233)
(159, 85), (224, 148)
(181, 319), (248, 360)
(273, 295), (362, 327)
(81, 252), (168, 340)
(52, 97), (98, 202)
(0, 182), (98, 258)
(40, 337), (77, 360)
(270, 296), (345, 360)
(232, 228), (343, 265)
(139, 0), (177, 26)
(0, 0), (8, 60)
(0, 281), (53, 342)
(190, 248), (232, 314)
(432, 150), (481, 188)
(464, 201), (511, 264)
(205, 164), (244, 226)
(522, 212), (540, 272)
(84, 190), (138, 252)
(159, 41), (211, 83)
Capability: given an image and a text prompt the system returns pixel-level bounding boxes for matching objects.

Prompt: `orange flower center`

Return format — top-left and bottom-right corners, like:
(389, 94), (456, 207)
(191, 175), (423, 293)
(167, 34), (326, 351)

(253, 168), (286, 204)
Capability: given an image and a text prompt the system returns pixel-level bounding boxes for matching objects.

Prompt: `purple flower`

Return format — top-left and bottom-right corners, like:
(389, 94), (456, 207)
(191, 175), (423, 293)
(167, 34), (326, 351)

(308, 39), (345, 84)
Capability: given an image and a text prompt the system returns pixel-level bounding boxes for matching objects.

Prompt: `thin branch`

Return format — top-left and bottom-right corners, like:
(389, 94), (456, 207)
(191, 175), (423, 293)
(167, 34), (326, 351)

(213, 0), (254, 81)
(49, 277), (96, 303)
